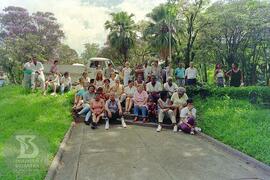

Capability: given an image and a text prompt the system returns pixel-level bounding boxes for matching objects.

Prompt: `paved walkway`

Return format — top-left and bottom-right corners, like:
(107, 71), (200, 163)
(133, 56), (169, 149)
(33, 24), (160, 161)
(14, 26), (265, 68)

(54, 123), (270, 180)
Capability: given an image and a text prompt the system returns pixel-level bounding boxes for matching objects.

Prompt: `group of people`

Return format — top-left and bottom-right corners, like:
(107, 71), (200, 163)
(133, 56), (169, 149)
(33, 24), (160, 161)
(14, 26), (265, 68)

(23, 57), (72, 95)
(73, 61), (201, 134)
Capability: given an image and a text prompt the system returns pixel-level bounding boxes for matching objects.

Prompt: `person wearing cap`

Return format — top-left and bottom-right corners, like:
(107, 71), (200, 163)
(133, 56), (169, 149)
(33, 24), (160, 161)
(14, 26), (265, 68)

(30, 56), (46, 91)
(185, 62), (198, 86)
(104, 92), (127, 130)
(163, 77), (178, 97)
(89, 92), (105, 129)
(156, 91), (177, 132)
(104, 63), (114, 79)
(171, 87), (189, 117)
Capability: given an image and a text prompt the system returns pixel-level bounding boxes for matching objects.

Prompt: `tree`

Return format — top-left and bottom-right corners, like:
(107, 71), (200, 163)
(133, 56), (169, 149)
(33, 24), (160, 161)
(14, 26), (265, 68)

(57, 44), (80, 64)
(105, 12), (136, 63)
(144, 3), (177, 64)
(0, 6), (65, 83)
(81, 43), (100, 63)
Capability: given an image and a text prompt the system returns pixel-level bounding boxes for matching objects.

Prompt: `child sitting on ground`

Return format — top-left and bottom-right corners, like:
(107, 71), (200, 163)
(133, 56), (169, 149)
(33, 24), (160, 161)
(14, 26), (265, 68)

(178, 99), (201, 135)
(147, 97), (157, 123)
(44, 72), (60, 96)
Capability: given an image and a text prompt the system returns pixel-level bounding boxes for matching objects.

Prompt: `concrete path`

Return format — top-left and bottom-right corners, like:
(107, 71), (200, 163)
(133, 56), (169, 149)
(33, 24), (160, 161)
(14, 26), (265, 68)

(54, 123), (270, 180)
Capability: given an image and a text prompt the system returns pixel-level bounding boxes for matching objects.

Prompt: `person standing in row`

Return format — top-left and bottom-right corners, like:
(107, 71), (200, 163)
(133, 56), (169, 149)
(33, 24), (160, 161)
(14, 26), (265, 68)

(175, 63), (185, 87)
(122, 62), (132, 86)
(50, 60), (59, 74)
(226, 63), (244, 87)
(30, 56), (45, 91)
(185, 62), (197, 86)
(104, 63), (114, 79)
(214, 64), (225, 87)
(151, 61), (162, 82)
(23, 58), (33, 89)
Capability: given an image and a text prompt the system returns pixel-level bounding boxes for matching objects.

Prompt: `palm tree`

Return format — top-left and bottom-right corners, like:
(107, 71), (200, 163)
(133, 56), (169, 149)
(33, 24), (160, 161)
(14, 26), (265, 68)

(105, 12), (136, 62)
(144, 4), (177, 64)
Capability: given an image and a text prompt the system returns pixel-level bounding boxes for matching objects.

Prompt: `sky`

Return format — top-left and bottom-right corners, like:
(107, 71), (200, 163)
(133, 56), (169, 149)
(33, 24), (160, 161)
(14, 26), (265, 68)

(0, 0), (167, 54)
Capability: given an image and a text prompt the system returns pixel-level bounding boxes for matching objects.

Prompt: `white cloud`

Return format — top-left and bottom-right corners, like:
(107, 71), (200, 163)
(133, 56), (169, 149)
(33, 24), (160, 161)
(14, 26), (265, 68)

(0, 0), (166, 54)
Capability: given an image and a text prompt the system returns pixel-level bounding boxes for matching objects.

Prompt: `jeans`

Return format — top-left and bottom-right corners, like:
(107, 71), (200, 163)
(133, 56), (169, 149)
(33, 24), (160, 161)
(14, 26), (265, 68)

(85, 110), (92, 122)
(60, 84), (71, 94)
(134, 105), (147, 118)
(78, 104), (90, 121)
(186, 79), (196, 86)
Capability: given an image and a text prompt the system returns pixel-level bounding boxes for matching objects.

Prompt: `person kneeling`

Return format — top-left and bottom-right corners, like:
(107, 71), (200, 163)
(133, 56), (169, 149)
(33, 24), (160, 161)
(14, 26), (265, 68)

(104, 92), (127, 130)
(178, 99), (200, 135)
(90, 92), (105, 129)
(156, 91), (177, 132)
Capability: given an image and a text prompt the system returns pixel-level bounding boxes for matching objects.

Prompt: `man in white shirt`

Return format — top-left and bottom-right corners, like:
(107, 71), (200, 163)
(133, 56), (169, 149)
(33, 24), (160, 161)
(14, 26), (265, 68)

(146, 75), (162, 102)
(163, 77), (178, 97)
(60, 72), (72, 94)
(30, 56), (45, 91)
(122, 62), (132, 86)
(185, 62), (197, 86)
(151, 61), (162, 82)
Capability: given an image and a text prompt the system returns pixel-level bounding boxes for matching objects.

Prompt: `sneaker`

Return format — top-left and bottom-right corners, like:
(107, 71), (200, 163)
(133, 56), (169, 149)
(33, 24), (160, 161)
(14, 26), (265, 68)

(195, 127), (201, 132)
(156, 124), (162, 132)
(105, 120), (109, 130)
(121, 117), (127, 128)
(178, 129), (182, 132)
(190, 131), (195, 135)
(84, 121), (90, 126)
(173, 125), (178, 132)
(50, 92), (56, 96)
(91, 122), (97, 129)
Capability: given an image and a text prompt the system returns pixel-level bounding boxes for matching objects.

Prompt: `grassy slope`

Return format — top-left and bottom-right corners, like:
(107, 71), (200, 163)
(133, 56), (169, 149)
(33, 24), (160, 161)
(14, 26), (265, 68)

(196, 96), (270, 165)
(0, 86), (73, 179)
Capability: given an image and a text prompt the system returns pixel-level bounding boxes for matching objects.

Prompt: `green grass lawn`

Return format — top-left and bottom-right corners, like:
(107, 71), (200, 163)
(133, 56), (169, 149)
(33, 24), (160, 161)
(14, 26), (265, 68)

(196, 96), (270, 165)
(0, 86), (73, 179)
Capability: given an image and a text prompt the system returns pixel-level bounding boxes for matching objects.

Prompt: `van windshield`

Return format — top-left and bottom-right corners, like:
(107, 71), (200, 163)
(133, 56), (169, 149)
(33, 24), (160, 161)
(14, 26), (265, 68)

(89, 61), (106, 68)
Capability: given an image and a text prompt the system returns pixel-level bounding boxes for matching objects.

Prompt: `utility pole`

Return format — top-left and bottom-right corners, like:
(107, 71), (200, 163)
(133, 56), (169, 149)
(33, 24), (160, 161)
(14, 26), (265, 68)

(168, 0), (172, 63)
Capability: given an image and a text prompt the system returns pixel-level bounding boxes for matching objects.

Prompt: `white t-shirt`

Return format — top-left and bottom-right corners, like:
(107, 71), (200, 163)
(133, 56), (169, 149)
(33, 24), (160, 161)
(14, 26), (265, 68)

(30, 61), (44, 74)
(185, 67), (197, 79)
(164, 82), (178, 93)
(171, 92), (188, 106)
(123, 67), (132, 85)
(146, 82), (162, 92)
(180, 107), (196, 118)
(124, 86), (137, 96)
(61, 76), (71, 86)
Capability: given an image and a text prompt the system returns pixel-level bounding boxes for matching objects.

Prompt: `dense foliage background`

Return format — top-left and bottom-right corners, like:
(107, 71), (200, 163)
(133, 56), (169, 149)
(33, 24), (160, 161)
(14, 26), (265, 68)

(1, 0), (270, 86)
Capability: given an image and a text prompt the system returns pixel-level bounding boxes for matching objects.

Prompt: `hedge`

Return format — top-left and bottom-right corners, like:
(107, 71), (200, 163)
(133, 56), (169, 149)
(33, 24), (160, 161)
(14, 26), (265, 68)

(186, 86), (270, 104)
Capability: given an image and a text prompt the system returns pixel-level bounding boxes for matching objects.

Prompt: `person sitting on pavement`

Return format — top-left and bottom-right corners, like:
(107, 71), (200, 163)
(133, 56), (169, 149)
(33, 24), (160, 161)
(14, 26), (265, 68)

(156, 91), (177, 132)
(179, 99), (201, 135)
(171, 87), (188, 117)
(44, 72), (60, 96)
(96, 87), (106, 100)
(147, 97), (157, 123)
(146, 75), (162, 102)
(104, 92), (127, 130)
(73, 78), (86, 109)
(123, 80), (137, 114)
(163, 76), (178, 97)
(30, 56), (46, 92)
(110, 77), (124, 100)
(109, 71), (117, 87)
(95, 71), (104, 88)
(76, 85), (96, 125)
(82, 72), (90, 87)
(90, 92), (105, 129)
(133, 84), (148, 123)
(60, 72), (72, 95)
(134, 74), (145, 89)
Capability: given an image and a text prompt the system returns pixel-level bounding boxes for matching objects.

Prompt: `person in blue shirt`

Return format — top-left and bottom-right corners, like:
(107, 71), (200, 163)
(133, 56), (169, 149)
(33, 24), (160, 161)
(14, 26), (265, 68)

(175, 63), (185, 87)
